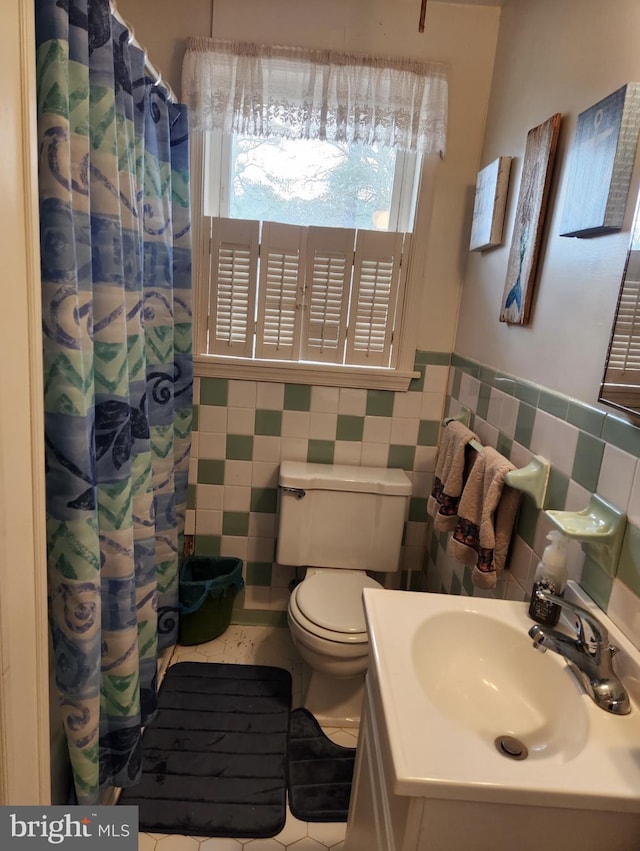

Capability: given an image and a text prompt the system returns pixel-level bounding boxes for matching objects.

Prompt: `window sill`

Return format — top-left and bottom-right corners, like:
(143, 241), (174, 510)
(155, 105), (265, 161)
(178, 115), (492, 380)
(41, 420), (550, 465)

(193, 354), (419, 391)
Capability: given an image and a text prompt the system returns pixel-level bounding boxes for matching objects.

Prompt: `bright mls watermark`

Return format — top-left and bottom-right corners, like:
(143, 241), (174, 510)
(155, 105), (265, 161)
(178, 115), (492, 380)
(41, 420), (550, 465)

(0, 807), (138, 849)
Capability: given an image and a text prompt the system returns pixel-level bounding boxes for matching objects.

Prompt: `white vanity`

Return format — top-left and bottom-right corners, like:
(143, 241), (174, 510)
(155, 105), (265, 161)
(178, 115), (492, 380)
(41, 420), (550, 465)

(344, 587), (640, 851)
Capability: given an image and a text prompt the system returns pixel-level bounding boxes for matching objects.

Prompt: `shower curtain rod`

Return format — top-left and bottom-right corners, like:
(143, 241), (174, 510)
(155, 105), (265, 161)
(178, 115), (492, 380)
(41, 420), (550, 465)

(109, 1), (177, 103)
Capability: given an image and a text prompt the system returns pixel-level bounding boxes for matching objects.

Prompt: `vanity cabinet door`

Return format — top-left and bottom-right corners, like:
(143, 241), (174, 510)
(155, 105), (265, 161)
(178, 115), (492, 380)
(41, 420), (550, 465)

(345, 676), (420, 851)
(344, 684), (388, 850)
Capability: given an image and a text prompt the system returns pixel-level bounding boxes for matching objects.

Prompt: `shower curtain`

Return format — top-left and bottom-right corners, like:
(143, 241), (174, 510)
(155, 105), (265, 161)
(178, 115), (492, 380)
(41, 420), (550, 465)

(36, 0), (192, 803)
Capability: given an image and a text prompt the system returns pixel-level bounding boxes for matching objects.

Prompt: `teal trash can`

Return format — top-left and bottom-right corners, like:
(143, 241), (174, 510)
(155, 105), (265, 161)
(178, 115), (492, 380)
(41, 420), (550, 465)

(178, 556), (244, 645)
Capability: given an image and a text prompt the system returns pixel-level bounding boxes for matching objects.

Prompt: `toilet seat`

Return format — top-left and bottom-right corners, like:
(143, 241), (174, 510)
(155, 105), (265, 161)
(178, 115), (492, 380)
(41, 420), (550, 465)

(290, 570), (382, 642)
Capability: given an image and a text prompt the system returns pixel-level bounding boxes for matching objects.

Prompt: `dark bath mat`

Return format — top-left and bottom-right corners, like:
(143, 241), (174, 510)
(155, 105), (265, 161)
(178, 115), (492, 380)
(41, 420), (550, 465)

(119, 661), (292, 838)
(287, 707), (357, 822)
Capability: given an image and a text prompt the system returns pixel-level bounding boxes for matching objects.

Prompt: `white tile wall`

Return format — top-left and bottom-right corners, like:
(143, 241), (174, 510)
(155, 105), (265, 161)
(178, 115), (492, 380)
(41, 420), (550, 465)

(390, 417), (419, 445)
(228, 379), (257, 408)
(310, 386), (339, 412)
(308, 413), (338, 440)
(256, 382), (285, 410)
(282, 411), (310, 438)
(597, 443), (638, 512)
(458, 373), (480, 411)
(333, 441), (362, 465)
(337, 388), (366, 415)
(607, 578), (640, 652)
(531, 411), (579, 478)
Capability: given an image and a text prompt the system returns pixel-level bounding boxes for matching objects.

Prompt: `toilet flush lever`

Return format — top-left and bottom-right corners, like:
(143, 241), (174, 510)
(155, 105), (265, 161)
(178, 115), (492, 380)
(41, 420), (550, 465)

(281, 486), (306, 499)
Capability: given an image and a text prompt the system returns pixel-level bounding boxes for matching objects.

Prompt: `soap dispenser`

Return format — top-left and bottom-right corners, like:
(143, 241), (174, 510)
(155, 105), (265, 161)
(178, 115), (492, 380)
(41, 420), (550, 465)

(528, 530), (568, 626)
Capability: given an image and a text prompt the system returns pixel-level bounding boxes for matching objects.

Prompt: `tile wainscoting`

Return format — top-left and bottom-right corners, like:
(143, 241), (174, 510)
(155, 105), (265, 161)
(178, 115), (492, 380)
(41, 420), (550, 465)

(431, 354), (640, 652)
(186, 350), (640, 652)
(186, 351), (450, 626)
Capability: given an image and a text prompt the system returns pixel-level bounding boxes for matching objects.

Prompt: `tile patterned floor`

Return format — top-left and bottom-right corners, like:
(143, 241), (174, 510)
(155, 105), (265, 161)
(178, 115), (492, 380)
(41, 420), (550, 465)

(139, 625), (356, 850)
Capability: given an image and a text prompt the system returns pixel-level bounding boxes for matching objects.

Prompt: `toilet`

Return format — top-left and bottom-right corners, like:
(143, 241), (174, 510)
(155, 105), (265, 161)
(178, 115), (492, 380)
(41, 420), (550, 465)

(277, 460), (412, 726)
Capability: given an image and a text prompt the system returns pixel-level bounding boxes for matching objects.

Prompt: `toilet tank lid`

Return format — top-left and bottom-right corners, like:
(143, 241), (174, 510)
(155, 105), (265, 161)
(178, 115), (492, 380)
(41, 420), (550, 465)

(279, 461), (412, 495)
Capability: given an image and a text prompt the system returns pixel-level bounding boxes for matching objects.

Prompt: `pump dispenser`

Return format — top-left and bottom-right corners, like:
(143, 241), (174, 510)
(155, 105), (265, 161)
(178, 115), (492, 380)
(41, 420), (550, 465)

(528, 530), (568, 626)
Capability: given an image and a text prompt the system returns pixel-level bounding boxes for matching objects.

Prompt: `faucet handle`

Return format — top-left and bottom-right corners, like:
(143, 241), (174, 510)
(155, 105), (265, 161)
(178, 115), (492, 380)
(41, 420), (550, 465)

(571, 615), (588, 647)
(534, 588), (608, 648)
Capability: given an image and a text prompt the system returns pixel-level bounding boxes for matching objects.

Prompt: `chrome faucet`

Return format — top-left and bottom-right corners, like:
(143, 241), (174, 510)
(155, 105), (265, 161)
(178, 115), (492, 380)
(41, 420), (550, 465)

(528, 589), (631, 715)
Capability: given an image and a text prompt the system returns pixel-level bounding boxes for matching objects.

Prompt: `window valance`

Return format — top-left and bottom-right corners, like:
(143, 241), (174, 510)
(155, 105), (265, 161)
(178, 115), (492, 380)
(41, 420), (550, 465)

(182, 37), (448, 154)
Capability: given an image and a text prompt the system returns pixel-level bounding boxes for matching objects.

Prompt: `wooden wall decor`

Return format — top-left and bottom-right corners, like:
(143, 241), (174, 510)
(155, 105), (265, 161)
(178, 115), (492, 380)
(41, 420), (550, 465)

(499, 114), (562, 325)
(560, 83), (640, 238)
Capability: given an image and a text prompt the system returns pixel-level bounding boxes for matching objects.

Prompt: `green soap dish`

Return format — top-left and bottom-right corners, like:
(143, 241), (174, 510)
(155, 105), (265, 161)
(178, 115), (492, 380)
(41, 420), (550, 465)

(545, 494), (626, 578)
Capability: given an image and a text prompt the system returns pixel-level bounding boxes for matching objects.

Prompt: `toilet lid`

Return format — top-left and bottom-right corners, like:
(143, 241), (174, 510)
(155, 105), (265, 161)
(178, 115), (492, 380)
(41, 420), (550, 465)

(296, 571), (382, 634)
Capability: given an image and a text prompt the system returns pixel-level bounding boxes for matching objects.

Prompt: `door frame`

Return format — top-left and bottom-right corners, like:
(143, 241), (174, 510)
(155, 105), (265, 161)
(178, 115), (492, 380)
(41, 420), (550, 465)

(0, 0), (52, 805)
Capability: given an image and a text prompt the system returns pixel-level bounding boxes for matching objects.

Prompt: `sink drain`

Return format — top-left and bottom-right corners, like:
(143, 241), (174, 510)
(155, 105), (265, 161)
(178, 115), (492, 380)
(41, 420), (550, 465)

(495, 735), (528, 760)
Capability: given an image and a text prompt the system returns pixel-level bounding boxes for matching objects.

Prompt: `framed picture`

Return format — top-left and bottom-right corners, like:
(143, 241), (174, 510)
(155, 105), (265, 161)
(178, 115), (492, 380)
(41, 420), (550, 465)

(469, 157), (512, 252)
(499, 113), (562, 325)
(560, 83), (640, 238)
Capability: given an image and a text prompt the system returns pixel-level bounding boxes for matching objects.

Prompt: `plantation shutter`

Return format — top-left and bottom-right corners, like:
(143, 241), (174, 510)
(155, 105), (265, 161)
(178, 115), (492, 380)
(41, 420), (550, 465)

(607, 278), (640, 376)
(603, 250), (640, 405)
(600, 246), (640, 412)
(602, 248), (640, 422)
(208, 217), (259, 356)
(255, 222), (306, 360)
(205, 217), (410, 368)
(346, 230), (409, 367)
(301, 227), (355, 363)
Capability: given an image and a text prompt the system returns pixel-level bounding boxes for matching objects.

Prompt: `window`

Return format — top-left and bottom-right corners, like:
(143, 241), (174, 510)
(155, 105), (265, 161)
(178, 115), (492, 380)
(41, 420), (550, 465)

(204, 133), (421, 233)
(199, 131), (418, 380)
(207, 216), (410, 368)
(196, 131), (422, 384)
(183, 38), (448, 388)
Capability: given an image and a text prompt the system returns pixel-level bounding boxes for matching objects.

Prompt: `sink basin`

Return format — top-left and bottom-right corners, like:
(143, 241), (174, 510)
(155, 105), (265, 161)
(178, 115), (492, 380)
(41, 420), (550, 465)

(412, 609), (589, 761)
(363, 584), (640, 814)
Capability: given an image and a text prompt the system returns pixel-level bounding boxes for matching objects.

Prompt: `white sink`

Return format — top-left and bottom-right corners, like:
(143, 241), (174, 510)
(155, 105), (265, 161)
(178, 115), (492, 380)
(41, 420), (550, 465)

(363, 584), (640, 813)
(412, 609), (589, 761)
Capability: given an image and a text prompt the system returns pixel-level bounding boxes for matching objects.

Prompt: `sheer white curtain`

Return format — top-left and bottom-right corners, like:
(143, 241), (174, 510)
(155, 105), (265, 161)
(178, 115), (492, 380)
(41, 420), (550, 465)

(182, 38), (448, 153)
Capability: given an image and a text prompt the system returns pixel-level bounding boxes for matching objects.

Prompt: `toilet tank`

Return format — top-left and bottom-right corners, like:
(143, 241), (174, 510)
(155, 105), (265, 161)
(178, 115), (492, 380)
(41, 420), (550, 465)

(277, 461), (412, 572)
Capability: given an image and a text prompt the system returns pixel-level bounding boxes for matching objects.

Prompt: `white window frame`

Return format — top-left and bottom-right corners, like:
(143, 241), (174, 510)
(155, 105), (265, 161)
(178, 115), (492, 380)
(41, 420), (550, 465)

(191, 132), (438, 390)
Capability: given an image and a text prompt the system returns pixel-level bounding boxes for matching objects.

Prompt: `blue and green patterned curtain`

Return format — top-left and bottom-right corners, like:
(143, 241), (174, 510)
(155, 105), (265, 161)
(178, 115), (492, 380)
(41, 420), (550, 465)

(36, 0), (192, 803)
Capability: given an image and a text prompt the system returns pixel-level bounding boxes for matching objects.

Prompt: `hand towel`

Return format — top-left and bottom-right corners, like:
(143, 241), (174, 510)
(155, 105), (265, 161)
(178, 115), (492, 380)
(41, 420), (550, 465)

(427, 420), (480, 532)
(447, 446), (521, 589)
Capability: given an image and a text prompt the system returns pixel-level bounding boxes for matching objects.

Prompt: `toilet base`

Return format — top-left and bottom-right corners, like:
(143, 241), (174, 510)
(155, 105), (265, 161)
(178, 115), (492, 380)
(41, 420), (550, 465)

(303, 669), (364, 728)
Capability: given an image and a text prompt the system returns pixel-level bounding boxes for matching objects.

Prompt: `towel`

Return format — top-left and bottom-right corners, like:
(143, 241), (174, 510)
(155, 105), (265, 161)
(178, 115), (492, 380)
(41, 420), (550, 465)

(447, 446), (521, 589)
(428, 420), (480, 532)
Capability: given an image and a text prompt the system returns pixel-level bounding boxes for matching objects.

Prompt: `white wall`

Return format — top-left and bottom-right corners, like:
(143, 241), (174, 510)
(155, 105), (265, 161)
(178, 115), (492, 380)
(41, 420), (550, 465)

(455, 0), (640, 406)
(117, 0), (501, 357)
(210, 0), (501, 352)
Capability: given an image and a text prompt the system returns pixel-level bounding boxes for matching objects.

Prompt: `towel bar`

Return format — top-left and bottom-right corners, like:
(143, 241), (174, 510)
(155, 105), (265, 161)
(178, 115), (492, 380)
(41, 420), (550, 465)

(443, 408), (471, 428)
(442, 415), (550, 508)
(504, 455), (550, 509)
(443, 411), (483, 453)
